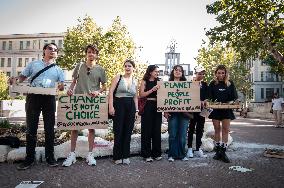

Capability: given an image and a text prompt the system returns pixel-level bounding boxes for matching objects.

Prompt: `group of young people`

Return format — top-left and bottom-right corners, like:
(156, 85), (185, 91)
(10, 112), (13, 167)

(9, 43), (238, 170)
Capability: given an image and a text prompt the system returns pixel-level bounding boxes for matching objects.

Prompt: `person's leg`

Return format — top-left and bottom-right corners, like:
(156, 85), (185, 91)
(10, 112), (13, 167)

(273, 110), (278, 126)
(17, 95), (41, 170)
(26, 94), (41, 161)
(277, 110), (282, 126)
(88, 129), (95, 152)
(41, 95), (57, 166)
(122, 99), (135, 161)
(212, 119), (221, 160)
(220, 119), (231, 163)
(179, 116), (189, 159)
(70, 130), (78, 152)
(195, 115), (207, 157)
(141, 102), (153, 159)
(62, 130), (77, 167)
(152, 110), (162, 159)
(86, 129), (96, 166)
(113, 99), (125, 161)
(187, 116), (196, 149)
(168, 114), (178, 159)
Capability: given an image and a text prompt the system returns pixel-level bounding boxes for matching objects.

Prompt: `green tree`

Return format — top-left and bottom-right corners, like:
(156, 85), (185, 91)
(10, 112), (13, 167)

(195, 41), (252, 103)
(57, 15), (145, 86)
(0, 72), (10, 100)
(206, 0), (284, 66)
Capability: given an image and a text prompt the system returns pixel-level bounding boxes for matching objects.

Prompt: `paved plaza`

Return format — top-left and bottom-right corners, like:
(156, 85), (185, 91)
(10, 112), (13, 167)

(0, 117), (283, 188)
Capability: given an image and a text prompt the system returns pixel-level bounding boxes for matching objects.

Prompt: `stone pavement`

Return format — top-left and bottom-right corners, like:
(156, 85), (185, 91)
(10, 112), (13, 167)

(0, 116), (284, 188)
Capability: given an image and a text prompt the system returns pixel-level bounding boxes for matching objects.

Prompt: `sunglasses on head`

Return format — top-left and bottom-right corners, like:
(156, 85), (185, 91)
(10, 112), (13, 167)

(87, 67), (91, 75)
(47, 46), (58, 52)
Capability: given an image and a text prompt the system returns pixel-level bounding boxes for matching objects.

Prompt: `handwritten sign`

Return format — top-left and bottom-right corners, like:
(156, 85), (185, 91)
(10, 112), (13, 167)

(57, 94), (108, 130)
(157, 81), (201, 112)
(9, 84), (57, 96)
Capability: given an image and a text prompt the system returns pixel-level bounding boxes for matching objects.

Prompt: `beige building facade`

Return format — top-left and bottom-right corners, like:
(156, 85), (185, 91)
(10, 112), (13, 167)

(0, 33), (64, 77)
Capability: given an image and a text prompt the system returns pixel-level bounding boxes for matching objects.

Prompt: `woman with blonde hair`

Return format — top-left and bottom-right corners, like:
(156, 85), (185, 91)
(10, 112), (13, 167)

(208, 65), (238, 163)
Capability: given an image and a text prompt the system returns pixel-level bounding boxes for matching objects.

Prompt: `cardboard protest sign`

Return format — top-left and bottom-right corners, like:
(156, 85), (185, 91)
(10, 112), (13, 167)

(157, 81), (201, 112)
(9, 84), (57, 96)
(57, 94), (108, 130)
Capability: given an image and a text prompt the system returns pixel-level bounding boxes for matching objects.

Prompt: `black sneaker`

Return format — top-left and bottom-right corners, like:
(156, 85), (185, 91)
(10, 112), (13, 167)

(213, 146), (221, 160)
(46, 157), (58, 167)
(220, 147), (231, 163)
(17, 160), (34, 170)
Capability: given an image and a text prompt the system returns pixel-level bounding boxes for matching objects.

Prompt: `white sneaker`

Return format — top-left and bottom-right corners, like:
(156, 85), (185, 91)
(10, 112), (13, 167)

(195, 149), (207, 158)
(186, 148), (194, 158)
(114, 159), (123, 165)
(123, 158), (130, 165)
(146, 157), (153, 162)
(168, 157), (174, 162)
(154, 156), (162, 161)
(86, 152), (96, 166)
(62, 152), (76, 167)
(182, 157), (189, 161)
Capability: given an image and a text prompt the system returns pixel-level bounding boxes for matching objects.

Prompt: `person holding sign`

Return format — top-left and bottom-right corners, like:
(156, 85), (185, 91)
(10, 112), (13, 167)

(9, 43), (65, 170)
(208, 65), (238, 163)
(108, 59), (138, 165)
(62, 44), (107, 167)
(164, 65), (190, 162)
(186, 66), (208, 158)
(139, 65), (162, 162)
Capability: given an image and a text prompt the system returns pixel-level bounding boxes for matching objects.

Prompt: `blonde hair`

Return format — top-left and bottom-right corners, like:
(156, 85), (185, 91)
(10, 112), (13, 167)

(213, 65), (231, 86)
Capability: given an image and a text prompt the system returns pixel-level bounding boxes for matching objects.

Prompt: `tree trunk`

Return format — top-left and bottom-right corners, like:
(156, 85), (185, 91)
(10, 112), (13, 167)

(269, 49), (284, 64)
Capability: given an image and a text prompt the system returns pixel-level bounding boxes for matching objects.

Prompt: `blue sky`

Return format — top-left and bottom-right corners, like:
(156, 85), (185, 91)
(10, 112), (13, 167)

(0, 0), (217, 68)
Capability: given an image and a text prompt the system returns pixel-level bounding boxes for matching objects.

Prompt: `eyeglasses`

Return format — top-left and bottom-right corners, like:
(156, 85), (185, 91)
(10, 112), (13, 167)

(197, 73), (206, 75)
(87, 67), (91, 75)
(47, 46), (58, 52)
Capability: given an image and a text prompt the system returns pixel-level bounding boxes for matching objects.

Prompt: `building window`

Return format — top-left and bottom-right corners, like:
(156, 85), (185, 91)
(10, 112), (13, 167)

(7, 58), (11, 67)
(0, 58), (4, 67)
(20, 41), (23, 50)
(51, 40), (55, 44)
(44, 40), (48, 45)
(250, 89), (254, 100)
(18, 58), (22, 67)
(17, 71), (21, 76)
(58, 40), (63, 48)
(32, 58), (36, 61)
(2, 41), (6, 50)
(26, 41), (30, 49)
(6, 72), (11, 77)
(261, 88), (264, 99)
(8, 41), (12, 50)
(25, 58), (29, 67)
(266, 88), (274, 100)
(276, 74), (279, 82)
(260, 72), (264, 81)
(276, 88), (279, 94)
(33, 40), (37, 49)
(266, 72), (274, 82)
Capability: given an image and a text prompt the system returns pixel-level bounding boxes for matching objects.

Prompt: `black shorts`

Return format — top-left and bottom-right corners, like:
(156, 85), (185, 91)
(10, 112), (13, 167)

(208, 109), (235, 120)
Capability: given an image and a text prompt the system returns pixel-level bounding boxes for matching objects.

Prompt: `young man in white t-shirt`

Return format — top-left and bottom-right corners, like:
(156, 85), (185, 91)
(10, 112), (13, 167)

(272, 93), (284, 128)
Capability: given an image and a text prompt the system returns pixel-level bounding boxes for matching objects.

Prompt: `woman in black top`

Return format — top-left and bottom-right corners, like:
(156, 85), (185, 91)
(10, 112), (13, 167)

(208, 65), (238, 163)
(139, 65), (162, 162)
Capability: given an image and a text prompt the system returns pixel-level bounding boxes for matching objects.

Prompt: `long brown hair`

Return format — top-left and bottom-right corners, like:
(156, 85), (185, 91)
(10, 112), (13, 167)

(213, 65), (231, 86)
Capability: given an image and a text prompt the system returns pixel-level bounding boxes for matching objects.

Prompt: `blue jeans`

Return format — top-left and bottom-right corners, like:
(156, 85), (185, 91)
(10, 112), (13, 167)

(168, 113), (189, 159)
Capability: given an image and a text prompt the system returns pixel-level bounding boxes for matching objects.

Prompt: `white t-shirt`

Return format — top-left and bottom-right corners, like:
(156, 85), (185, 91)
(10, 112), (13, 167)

(272, 97), (284, 110)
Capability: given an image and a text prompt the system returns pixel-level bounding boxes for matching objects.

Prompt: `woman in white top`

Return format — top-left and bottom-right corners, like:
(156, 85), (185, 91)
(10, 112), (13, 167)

(272, 93), (284, 128)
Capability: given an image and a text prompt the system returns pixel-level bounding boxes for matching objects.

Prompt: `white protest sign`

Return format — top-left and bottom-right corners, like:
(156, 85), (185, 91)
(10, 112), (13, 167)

(9, 84), (57, 96)
(57, 94), (108, 130)
(157, 81), (201, 112)
(15, 181), (44, 188)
